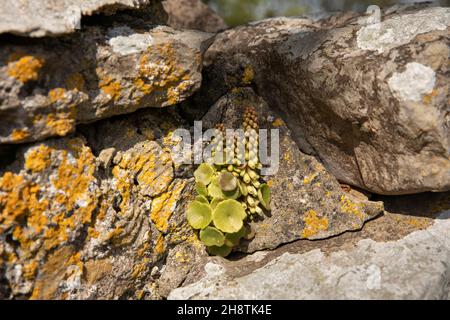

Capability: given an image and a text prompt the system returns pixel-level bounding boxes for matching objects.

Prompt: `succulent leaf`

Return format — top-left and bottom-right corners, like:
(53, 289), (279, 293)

(194, 163), (215, 185)
(213, 199), (246, 233)
(186, 201), (212, 229)
(195, 195), (209, 204)
(207, 177), (225, 199)
(210, 198), (222, 210)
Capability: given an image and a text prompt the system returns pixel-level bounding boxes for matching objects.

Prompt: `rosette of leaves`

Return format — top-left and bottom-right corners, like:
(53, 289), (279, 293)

(186, 107), (271, 257)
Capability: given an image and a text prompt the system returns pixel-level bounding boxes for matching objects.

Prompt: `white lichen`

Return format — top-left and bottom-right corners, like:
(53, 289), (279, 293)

(108, 26), (154, 56)
(357, 7), (450, 54)
(388, 62), (436, 102)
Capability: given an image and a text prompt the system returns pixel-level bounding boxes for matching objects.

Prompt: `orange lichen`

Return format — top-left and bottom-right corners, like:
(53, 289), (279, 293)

(25, 144), (52, 173)
(10, 128), (30, 141)
(0, 141), (98, 293)
(303, 172), (318, 185)
(272, 118), (285, 128)
(340, 195), (365, 220)
(7, 55), (43, 83)
(301, 209), (329, 238)
(150, 180), (186, 233)
(99, 76), (122, 101)
(45, 113), (75, 136)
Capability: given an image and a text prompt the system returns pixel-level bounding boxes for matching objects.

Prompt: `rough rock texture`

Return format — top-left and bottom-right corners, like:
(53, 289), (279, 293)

(0, 25), (213, 144)
(0, 0), (167, 37)
(168, 193), (450, 300)
(204, 5), (450, 195)
(0, 107), (206, 299)
(163, 0), (227, 33)
(201, 88), (383, 252)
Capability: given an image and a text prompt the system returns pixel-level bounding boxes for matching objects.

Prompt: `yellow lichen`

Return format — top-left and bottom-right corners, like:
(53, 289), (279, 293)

(154, 234), (165, 255)
(303, 172), (318, 185)
(10, 129), (30, 141)
(99, 76), (122, 101)
(7, 55), (43, 83)
(65, 73), (85, 91)
(48, 88), (66, 104)
(134, 43), (193, 105)
(25, 144), (52, 173)
(150, 180), (186, 233)
(301, 209), (329, 238)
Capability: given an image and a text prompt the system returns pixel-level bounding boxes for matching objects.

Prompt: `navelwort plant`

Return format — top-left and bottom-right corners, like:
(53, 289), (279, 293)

(186, 107), (271, 257)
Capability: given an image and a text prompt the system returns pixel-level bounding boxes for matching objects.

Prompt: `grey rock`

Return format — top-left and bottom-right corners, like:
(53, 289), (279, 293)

(0, 0), (167, 37)
(0, 25), (213, 144)
(204, 6), (450, 195)
(168, 210), (450, 300)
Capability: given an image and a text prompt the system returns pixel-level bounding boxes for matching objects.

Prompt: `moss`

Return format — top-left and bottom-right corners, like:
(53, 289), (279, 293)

(7, 55), (43, 83)
(301, 209), (329, 238)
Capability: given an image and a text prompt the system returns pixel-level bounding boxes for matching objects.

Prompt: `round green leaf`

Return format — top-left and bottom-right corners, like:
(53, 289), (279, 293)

(258, 183), (271, 210)
(186, 201), (212, 229)
(200, 226), (225, 247)
(194, 163), (215, 185)
(213, 199), (245, 233)
(207, 245), (232, 257)
(219, 172), (238, 192)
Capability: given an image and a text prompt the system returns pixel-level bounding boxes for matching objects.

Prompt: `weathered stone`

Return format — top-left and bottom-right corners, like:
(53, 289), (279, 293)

(202, 88), (384, 252)
(204, 5), (450, 195)
(0, 25), (213, 144)
(163, 0), (227, 33)
(0, 0), (167, 37)
(168, 197), (450, 300)
(0, 106), (200, 299)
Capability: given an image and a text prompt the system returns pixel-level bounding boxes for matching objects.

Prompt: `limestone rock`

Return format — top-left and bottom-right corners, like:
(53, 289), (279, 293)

(202, 88), (384, 253)
(0, 107), (201, 299)
(168, 196), (450, 300)
(204, 6), (450, 195)
(163, 0), (227, 33)
(0, 0), (167, 37)
(0, 25), (213, 144)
